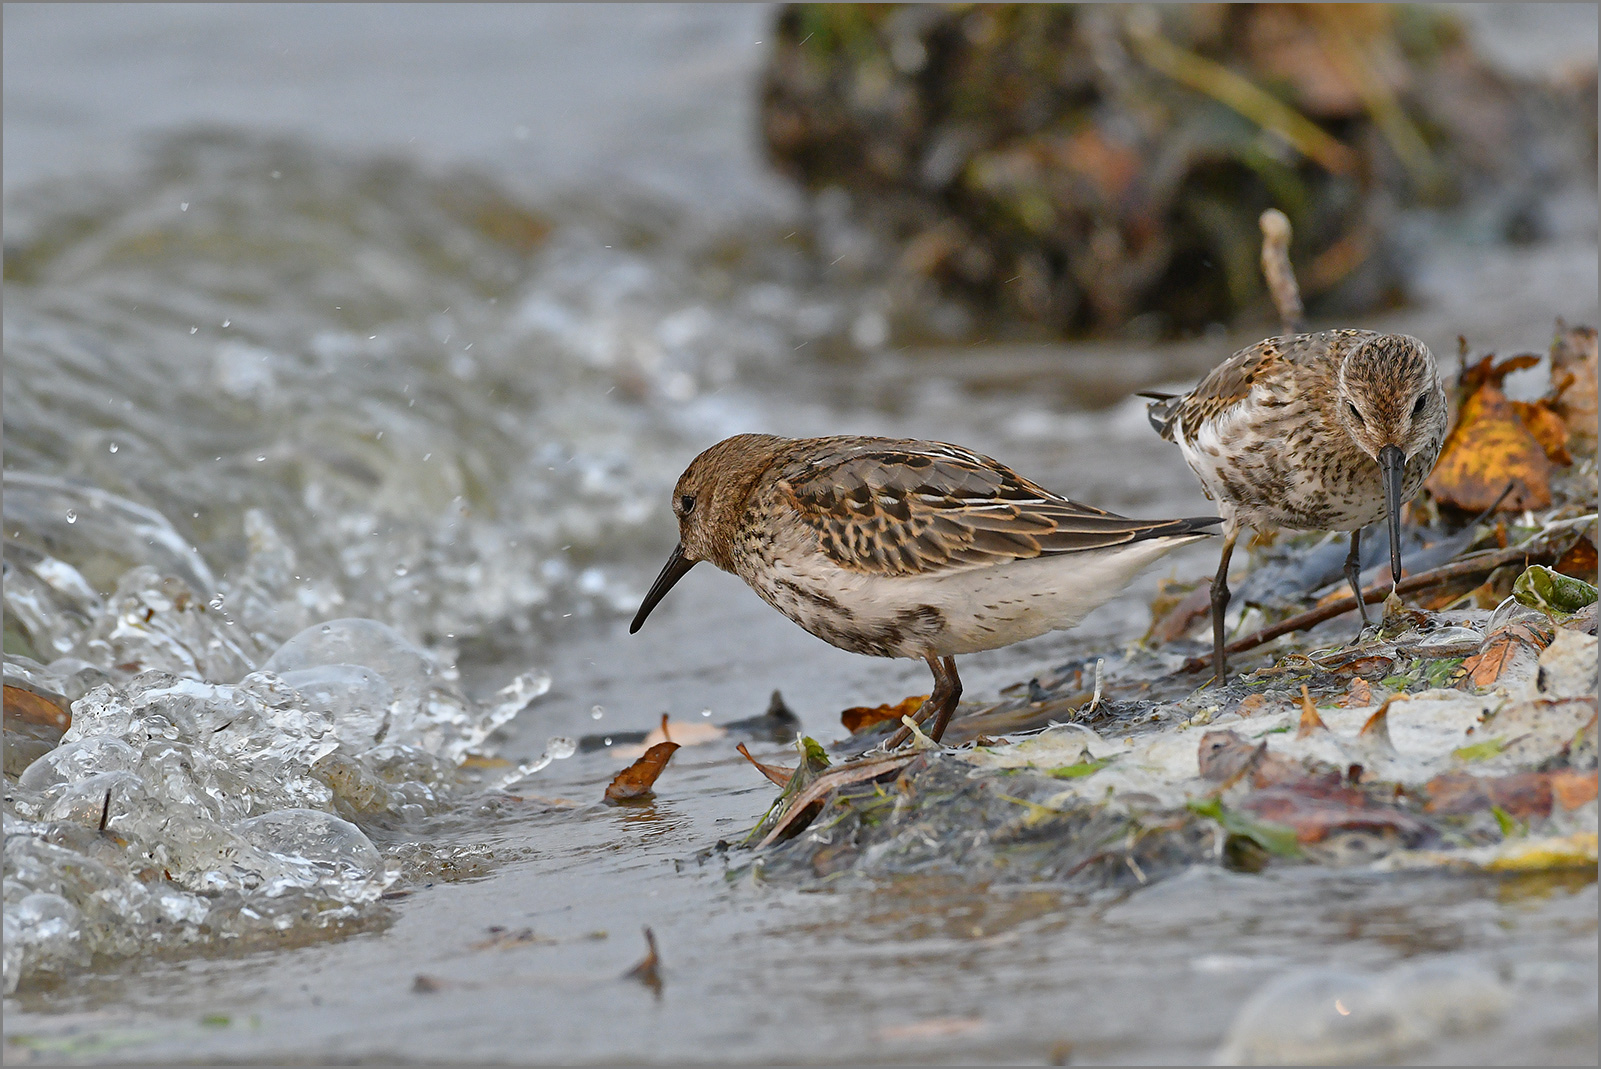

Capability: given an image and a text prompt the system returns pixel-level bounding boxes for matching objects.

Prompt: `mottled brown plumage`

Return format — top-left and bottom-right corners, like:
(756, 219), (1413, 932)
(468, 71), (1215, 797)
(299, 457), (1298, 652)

(631, 434), (1220, 743)
(1143, 329), (1448, 683)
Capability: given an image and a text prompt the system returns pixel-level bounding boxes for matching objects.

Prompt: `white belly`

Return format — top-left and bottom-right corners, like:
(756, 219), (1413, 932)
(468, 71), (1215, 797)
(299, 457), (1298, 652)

(748, 534), (1209, 658)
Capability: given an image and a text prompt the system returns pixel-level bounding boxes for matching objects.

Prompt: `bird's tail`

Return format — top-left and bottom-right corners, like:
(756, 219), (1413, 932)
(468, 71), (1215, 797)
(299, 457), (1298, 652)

(1135, 391), (1183, 442)
(1137, 514), (1223, 542)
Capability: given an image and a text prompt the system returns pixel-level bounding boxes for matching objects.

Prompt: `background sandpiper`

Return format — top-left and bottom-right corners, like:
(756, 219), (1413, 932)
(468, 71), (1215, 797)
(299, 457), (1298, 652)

(630, 433), (1221, 743)
(1142, 329), (1449, 683)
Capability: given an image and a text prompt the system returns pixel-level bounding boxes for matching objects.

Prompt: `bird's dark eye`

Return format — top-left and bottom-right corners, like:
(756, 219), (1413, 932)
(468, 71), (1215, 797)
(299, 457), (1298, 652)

(1346, 401), (1365, 427)
(679, 495), (695, 516)
(1411, 394), (1429, 417)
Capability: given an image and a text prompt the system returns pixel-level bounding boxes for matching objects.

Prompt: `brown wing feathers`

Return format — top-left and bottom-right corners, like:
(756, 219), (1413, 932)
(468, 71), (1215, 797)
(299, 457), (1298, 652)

(781, 442), (1217, 576)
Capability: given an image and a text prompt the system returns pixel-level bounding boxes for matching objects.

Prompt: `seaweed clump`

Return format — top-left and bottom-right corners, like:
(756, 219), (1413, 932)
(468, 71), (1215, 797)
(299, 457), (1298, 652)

(761, 4), (1596, 339)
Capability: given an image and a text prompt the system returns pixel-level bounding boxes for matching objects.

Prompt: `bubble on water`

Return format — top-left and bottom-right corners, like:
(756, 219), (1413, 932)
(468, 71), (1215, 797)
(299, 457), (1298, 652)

(547, 736), (576, 760)
(64, 509), (77, 523)
(591, 705), (605, 720)
(108, 443), (119, 453)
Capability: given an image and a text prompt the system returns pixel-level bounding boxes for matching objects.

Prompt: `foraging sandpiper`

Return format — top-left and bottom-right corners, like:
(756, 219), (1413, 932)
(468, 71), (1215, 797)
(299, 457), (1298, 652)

(629, 434), (1220, 743)
(1142, 329), (1448, 683)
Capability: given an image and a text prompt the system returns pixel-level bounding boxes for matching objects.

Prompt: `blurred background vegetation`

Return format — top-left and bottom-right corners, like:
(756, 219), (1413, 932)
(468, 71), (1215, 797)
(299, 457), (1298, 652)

(760, 3), (1598, 341)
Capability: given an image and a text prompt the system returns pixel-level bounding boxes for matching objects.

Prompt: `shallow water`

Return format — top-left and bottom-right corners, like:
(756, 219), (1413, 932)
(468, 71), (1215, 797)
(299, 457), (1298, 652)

(4, 4), (1599, 1064)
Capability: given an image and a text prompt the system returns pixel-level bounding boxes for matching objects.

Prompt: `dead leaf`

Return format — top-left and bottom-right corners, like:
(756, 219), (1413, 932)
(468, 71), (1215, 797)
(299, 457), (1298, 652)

(1343, 677), (1375, 707)
(1420, 770), (1585, 820)
(1554, 536), (1599, 584)
(1235, 694), (1268, 717)
(1198, 729), (1307, 789)
(604, 741), (679, 801)
(624, 927), (662, 997)
(1462, 623), (1548, 688)
(611, 714), (726, 760)
(735, 742), (793, 788)
(756, 754), (914, 848)
(1511, 399), (1574, 466)
(1240, 781), (1434, 846)
(1551, 770), (1599, 811)
(3, 684), (71, 733)
(1298, 684), (1330, 737)
(842, 694), (928, 734)
(1425, 353), (1554, 512)
(1548, 322), (1599, 453)
(412, 974), (447, 994)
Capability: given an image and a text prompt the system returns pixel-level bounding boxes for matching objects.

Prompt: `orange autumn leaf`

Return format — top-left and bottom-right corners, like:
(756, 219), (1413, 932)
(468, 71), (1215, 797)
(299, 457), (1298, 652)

(1461, 624), (1546, 688)
(1548, 323), (1599, 453)
(604, 741), (679, 801)
(1510, 399), (1573, 466)
(3, 685), (71, 733)
(1554, 536), (1598, 584)
(1551, 770), (1599, 811)
(735, 742), (793, 788)
(1425, 354), (1553, 512)
(841, 694), (928, 735)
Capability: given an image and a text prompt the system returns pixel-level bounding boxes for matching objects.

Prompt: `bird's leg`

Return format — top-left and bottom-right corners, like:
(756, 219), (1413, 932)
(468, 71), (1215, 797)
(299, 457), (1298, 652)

(1345, 528), (1372, 629)
(884, 654), (956, 749)
(925, 656), (962, 743)
(1209, 528), (1239, 687)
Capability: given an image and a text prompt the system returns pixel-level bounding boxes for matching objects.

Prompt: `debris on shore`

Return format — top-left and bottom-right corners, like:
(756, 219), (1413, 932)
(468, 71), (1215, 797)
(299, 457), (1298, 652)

(732, 319), (1599, 886)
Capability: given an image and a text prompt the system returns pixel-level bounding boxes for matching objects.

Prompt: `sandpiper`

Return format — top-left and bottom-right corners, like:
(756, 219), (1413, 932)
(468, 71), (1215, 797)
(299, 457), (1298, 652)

(629, 434), (1221, 743)
(1141, 329), (1448, 683)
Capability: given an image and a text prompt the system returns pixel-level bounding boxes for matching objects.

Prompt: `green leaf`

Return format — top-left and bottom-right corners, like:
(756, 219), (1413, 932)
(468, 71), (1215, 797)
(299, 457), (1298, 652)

(1188, 797), (1301, 858)
(1045, 758), (1111, 779)
(1490, 803), (1522, 838)
(1452, 737), (1506, 762)
(1513, 565), (1599, 614)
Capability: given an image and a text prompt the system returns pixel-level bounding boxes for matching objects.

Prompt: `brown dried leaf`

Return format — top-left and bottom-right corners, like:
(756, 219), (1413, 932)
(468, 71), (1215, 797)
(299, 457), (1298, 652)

(1549, 323), (1599, 453)
(1551, 770), (1599, 811)
(1511, 399), (1574, 466)
(624, 927), (662, 997)
(1462, 623), (1548, 688)
(3, 684), (71, 733)
(1343, 677), (1375, 708)
(1241, 781), (1434, 845)
(756, 754), (914, 848)
(1421, 770), (1579, 820)
(604, 741), (679, 801)
(735, 742), (793, 788)
(1426, 354), (1553, 512)
(842, 694), (928, 735)
(1554, 536), (1598, 584)
(1298, 684), (1330, 736)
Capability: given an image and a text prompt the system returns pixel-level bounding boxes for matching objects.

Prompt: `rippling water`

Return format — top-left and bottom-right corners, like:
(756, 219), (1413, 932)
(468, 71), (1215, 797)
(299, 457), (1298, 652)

(5, 4), (1598, 1064)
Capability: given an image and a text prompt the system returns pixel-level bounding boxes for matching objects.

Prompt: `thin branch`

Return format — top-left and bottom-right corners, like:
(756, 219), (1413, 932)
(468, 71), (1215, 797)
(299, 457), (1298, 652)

(1180, 542), (1561, 673)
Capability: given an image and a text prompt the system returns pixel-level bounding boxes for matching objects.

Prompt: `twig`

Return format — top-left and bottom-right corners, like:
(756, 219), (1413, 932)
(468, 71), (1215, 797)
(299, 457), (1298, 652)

(1259, 209), (1304, 334)
(1180, 543), (1560, 672)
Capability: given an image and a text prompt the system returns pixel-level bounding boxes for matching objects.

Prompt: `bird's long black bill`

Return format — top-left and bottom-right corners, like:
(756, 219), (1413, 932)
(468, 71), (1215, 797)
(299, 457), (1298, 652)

(629, 544), (697, 634)
(1379, 444), (1406, 584)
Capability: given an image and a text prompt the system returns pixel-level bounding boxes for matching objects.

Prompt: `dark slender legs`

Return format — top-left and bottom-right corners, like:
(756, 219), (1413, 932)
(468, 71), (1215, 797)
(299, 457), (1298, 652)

(885, 653), (963, 748)
(1345, 528), (1373, 627)
(1209, 528), (1239, 686)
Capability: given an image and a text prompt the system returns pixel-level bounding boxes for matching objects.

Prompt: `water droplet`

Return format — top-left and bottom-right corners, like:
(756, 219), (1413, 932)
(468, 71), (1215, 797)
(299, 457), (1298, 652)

(64, 509), (77, 524)
(180, 201), (189, 211)
(221, 319), (230, 328)
(209, 596), (226, 610)
(270, 170), (281, 179)
(108, 443), (119, 453)
(190, 326), (198, 334)
(603, 737), (612, 747)
(590, 705), (605, 721)
(700, 708), (712, 718)
(547, 737), (576, 760)
(393, 564), (409, 577)
(255, 456), (266, 462)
